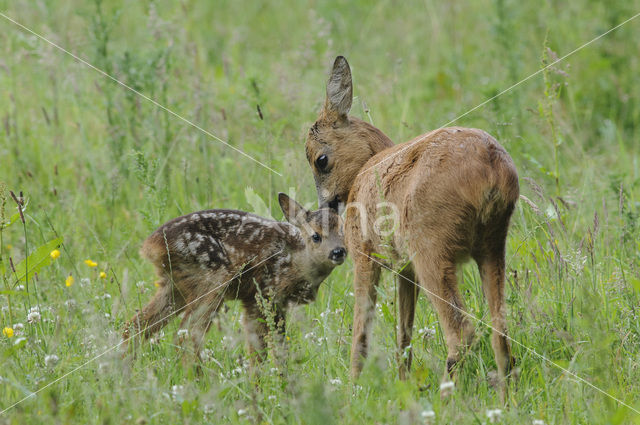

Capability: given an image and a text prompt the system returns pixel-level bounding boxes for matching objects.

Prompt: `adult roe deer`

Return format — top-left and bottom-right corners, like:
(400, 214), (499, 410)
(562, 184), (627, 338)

(122, 193), (346, 364)
(304, 56), (519, 397)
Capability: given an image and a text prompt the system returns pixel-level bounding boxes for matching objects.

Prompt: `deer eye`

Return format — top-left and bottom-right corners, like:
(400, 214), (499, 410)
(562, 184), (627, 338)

(315, 155), (328, 171)
(311, 233), (322, 243)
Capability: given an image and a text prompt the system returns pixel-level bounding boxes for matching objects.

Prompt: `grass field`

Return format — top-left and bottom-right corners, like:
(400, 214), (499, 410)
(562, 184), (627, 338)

(1, 0), (640, 423)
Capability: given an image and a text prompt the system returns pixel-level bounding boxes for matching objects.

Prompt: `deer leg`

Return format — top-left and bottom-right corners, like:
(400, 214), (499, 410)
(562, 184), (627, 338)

(180, 293), (225, 361)
(242, 304), (269, 367)
(122, 282), (184, 354)
(477, 245), (515, 403)
(350, 255), (381, 380)
(413, 255), (475, 386)
(270, 309), (287, 370)
(397, 264), (418, 380)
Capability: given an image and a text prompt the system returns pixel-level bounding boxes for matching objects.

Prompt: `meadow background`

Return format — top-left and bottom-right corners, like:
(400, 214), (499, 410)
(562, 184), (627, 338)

(1, 0), (639, 423)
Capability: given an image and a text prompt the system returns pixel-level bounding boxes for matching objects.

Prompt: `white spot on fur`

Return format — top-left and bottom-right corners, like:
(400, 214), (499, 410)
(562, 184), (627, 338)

(198, 252), (210, 264)
(249, 228), (262, 241)
(287, 225), (301, 238)
(188, 240), (201, 255)
(174, 240), (186, 253)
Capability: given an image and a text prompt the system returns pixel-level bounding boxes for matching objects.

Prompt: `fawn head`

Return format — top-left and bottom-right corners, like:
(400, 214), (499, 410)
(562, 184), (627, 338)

(278, 193), (346, 267)
(305, 56), (394, 212)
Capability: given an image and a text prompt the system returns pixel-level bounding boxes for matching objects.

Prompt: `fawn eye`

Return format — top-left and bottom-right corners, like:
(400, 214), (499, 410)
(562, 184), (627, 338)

(311, 233), (322, 243)
(315, 155), (328, 171)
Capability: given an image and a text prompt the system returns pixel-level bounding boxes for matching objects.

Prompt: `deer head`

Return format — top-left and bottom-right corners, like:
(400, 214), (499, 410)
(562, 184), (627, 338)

(278, 193), (346, 267)
(305, 56), (394, 212)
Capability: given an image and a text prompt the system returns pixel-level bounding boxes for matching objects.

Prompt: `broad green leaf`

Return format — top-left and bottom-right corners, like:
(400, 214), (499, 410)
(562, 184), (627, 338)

(244, 187), (272, 219)
(630, 278), (640, 293)
(0, 290), (28, 296)
(11, 237), (63, 282)
(380, 303), (394, 324)
(1, 212), (20, 229)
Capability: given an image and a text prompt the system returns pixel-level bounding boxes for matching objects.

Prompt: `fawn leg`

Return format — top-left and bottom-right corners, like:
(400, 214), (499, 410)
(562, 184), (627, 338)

(396, 264), (418, 380)
(477, 244), (515, 403)
(350, 255), (381, 380)
(122, 283), (184, 354)
(413, 254), (475, 386)
(177, 292), (225, 361)
(242, 303), (269, 366)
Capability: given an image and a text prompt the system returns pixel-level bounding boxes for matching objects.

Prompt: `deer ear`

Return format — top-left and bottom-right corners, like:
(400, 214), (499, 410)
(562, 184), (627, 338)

(324, 56), (353, 120)
(278, 193), (309, 225)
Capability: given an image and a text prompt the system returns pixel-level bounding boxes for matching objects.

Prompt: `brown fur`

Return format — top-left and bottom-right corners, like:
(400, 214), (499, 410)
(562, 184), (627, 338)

(122, 194), (345, 364)
(305, 57), (519, 399)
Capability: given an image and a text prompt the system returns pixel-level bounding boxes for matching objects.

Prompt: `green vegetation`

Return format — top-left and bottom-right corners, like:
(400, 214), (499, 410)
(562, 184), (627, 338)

(1, 0), (639, 423)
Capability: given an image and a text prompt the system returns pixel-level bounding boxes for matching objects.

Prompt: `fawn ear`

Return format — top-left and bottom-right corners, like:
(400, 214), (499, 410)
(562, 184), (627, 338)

(323, 56), (353, 121)
(278, 193), (309, 225)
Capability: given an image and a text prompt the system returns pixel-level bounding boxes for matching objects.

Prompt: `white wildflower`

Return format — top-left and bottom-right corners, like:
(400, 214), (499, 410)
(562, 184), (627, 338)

(16, 285), (25, 291)
(421, 410), (436, 424)
(136, 281), (147, 294)
(64, 299), (76, 309)
(418, 327), (436, 338)
(27, 307), (41, 323)
(440, 381), (454, 397)
(532, 421), (545, 425)
(203, 403), (215, 415)
(329, 378), (342, 386)
(237, 408), (247, 416)
(80, 278), (91, 287)
(44, 354), (59, 368)
(12, 323), (24, 336)
(486, 408), (502, 423)
(102, 293), (111, 300)
(150, 330), (165, 345)
(304, 332), (315, 340)
(170, 385), (184, 401)
(176, 328), (189, 341)
(200, 348), (214, 363)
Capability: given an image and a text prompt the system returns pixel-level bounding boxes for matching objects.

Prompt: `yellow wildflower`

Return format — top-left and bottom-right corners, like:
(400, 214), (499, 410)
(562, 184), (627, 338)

(84, 259), (98, 267)
(99, 271), (107, 279)
(50, 249), (61, 260)
(65, 275), (74, 287)
(154, 281), (161, 287)
(2, 327), (13, 338)
(6, 244), (12, 250)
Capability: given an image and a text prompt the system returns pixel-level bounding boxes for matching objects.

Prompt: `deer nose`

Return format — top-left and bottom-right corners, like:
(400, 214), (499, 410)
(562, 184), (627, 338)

(329, 247), (346, 264)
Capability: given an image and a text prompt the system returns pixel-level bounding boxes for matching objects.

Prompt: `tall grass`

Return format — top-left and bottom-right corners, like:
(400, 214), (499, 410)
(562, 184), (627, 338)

(1, 0), (639, 423)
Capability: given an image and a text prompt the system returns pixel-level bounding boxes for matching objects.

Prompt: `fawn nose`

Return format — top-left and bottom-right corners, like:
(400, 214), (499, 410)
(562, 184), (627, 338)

(329, 247), (346, 264)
